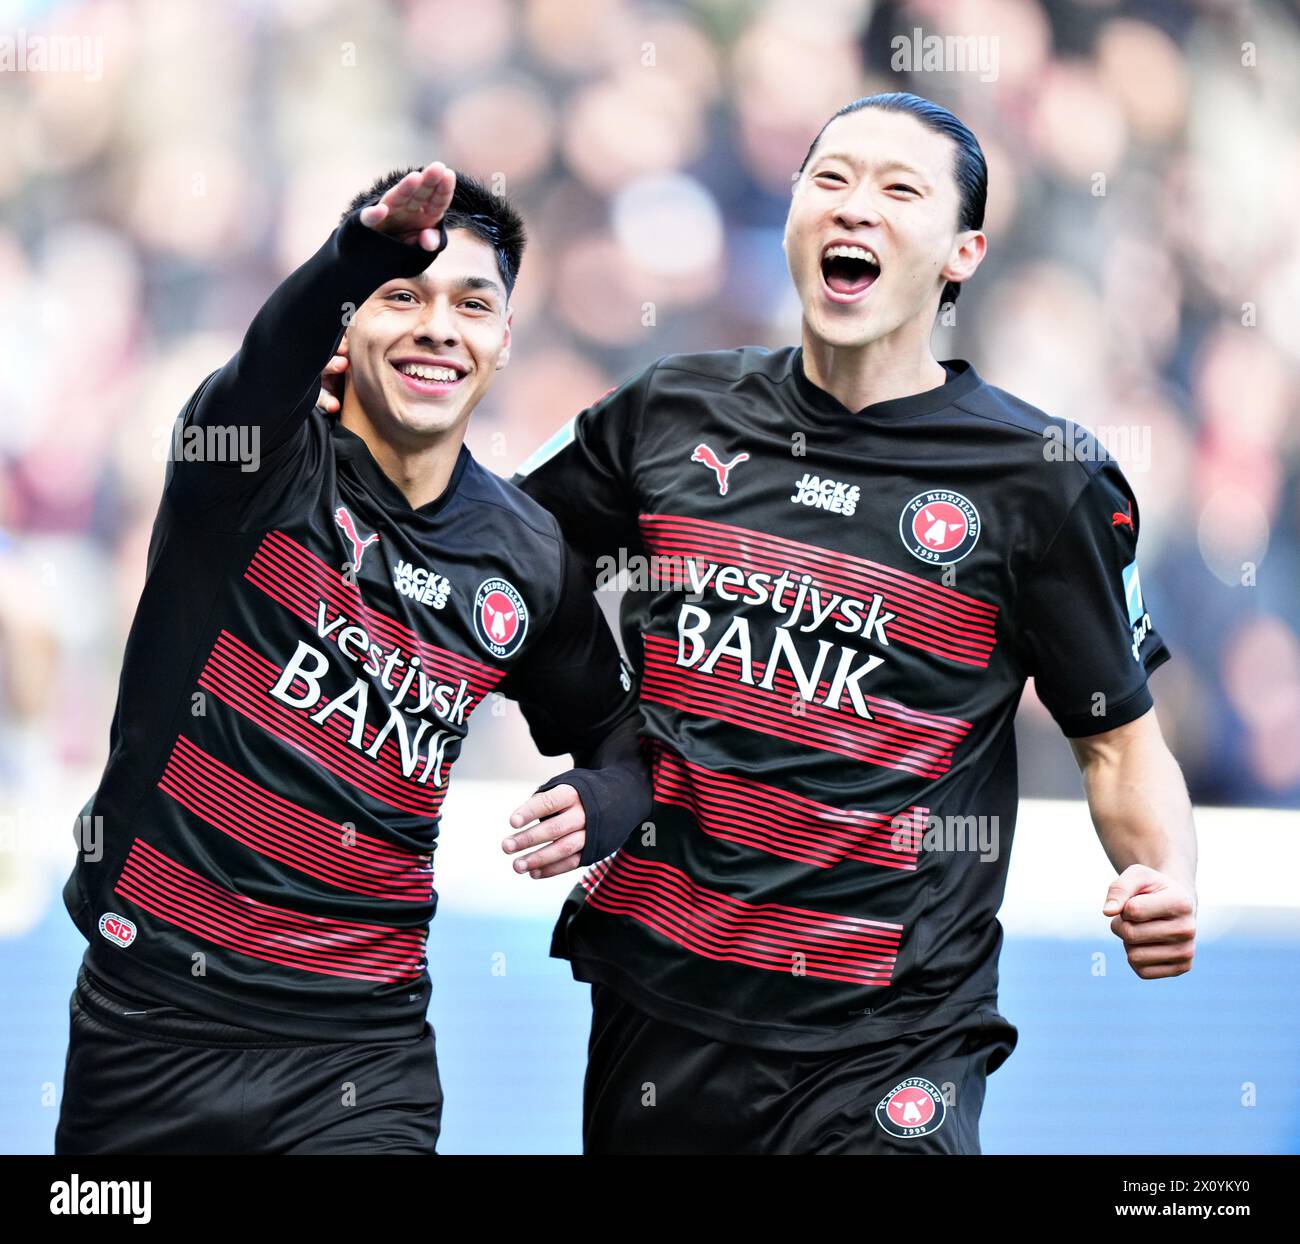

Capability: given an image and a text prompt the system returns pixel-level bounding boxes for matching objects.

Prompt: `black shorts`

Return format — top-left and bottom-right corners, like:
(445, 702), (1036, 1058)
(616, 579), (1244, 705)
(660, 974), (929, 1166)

(54, 966), (443, 1155)
(582, 982), (1018, 1155)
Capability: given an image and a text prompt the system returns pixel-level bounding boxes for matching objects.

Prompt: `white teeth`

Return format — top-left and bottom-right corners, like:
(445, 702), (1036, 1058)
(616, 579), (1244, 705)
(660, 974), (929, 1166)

(824, 244), (880, 267)
(398, 363), (460, 382)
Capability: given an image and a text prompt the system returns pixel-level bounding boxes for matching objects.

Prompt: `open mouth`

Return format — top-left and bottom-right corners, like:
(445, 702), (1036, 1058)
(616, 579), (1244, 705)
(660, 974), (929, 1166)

(820, 243), (881, 302)
(390, 359), (467, 395)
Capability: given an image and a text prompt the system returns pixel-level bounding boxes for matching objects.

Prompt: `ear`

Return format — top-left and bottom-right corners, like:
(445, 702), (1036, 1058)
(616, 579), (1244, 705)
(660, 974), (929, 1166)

(335, 327), (352, 399)
(780, 190), (799, 255)
(496, 306), (513, 370)
(942, 229), (986, 286)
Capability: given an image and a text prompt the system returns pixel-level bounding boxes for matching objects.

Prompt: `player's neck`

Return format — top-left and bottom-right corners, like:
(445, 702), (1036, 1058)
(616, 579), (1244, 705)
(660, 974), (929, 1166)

(800, 323), (948, 413)
(339, 395), (466, 510)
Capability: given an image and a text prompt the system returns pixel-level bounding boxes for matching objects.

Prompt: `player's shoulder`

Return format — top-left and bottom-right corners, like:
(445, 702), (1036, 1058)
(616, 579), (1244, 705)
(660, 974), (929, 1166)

(571, 347), (791, 419)
(649, 345), (797, 391)
(953, 371), (1079, 445)
(458, 453), (565, 546)
(955, 370), (1126, 495)
(554, 347), (791, 444)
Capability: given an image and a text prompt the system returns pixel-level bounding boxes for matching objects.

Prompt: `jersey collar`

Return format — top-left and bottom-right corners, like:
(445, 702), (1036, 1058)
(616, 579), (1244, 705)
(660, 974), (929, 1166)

(789, 347), (983, 421)
(327, 412), (471, 518)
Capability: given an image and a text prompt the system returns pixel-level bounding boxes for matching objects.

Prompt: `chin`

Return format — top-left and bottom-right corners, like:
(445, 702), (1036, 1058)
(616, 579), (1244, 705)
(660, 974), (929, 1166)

(381, 388), (461, 429)
(807, 311), (880, 351)
(398, 410), (462, 439)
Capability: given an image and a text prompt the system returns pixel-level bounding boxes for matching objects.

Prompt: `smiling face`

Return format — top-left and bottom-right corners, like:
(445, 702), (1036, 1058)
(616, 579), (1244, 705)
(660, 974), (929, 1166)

(341, 226), (511, 446)
(783, 107), (985, 350)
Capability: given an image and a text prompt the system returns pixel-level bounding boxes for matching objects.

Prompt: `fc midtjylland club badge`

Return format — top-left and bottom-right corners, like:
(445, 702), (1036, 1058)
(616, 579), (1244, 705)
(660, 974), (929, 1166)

(474, 577), (528, 659)
(899, 490), (981, 565)
(875, 1075), (947, 1139)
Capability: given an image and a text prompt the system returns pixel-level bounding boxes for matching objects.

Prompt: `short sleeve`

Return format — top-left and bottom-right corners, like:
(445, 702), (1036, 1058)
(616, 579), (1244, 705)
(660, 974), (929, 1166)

(1015, 460), (1171, 737)
(509, 363), (654, 574)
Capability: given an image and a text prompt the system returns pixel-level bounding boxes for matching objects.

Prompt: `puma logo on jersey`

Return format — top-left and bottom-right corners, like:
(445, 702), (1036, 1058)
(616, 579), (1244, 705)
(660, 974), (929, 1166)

(1112, 500), (1134, 529)
(335, 506), (380, 572)
(691, 443), (749, 496)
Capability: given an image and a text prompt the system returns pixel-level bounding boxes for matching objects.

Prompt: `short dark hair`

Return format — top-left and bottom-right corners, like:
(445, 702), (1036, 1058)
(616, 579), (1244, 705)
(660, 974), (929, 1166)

(796, 92), (987, 311)
(342, 167), (526, 298)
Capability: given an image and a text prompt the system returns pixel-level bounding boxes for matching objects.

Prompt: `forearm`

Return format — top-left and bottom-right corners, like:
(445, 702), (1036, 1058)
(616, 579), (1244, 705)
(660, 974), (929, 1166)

(193, 211), (436, 440)
(537, 709), (653, 866)
(1078, 726), (1197, 895)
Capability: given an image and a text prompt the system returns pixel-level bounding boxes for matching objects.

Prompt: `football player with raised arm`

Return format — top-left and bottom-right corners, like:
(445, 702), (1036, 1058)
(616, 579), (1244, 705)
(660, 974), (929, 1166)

(56, 164), (651, 1155)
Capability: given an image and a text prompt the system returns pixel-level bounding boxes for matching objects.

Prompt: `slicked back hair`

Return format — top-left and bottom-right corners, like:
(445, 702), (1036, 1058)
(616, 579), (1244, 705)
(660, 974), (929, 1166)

(796, 92), (986, 311)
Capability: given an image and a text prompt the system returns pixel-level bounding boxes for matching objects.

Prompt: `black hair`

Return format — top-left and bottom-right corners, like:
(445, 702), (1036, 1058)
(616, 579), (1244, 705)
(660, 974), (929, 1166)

(342, 167), (526, 298)
(796, 92), (986, 311)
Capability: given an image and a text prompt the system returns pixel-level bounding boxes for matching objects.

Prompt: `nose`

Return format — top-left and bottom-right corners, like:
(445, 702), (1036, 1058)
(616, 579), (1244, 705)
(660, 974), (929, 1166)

(833, 181), (882, 231)
(412, 295), (460, 348)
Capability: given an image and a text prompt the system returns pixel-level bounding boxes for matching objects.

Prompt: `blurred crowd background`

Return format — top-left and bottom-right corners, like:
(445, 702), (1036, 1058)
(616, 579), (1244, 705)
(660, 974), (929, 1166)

(1, 0), (1299, 947)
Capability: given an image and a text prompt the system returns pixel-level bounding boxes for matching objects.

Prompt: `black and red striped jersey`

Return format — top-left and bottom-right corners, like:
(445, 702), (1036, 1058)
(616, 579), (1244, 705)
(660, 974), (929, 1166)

(61, 213), (643, 1041)
(513, 347), (1171, 1052)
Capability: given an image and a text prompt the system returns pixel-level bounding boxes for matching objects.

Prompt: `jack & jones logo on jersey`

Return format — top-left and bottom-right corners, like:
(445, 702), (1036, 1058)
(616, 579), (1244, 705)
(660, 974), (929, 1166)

(790, 472), (860, 515)
(393, 558), (450, 609)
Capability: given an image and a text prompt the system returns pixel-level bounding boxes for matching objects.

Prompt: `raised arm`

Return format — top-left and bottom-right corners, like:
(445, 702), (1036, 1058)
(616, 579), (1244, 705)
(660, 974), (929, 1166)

(179, 164), (455, 461)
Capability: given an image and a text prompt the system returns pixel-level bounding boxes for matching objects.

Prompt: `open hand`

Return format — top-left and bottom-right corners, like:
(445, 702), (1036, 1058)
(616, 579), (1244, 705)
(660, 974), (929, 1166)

(359, 161), (455, 250)
(502, 784), (587, 879)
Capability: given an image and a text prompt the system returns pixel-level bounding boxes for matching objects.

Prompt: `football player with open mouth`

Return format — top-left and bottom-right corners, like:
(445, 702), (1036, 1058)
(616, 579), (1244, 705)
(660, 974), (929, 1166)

(505, 92), (1196, 1155)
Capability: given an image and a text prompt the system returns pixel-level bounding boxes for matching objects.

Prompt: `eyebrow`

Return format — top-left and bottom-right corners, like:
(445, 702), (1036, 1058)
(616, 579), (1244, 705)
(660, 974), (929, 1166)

(456, 275), (505, 298)
(384, 272), (505, 300)
(379, 270), (501, 289)
(810, 152), (934, 187)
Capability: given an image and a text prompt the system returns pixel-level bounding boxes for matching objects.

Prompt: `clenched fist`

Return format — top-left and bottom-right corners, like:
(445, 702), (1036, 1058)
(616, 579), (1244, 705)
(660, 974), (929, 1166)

(1103, 864), (1197, 979)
